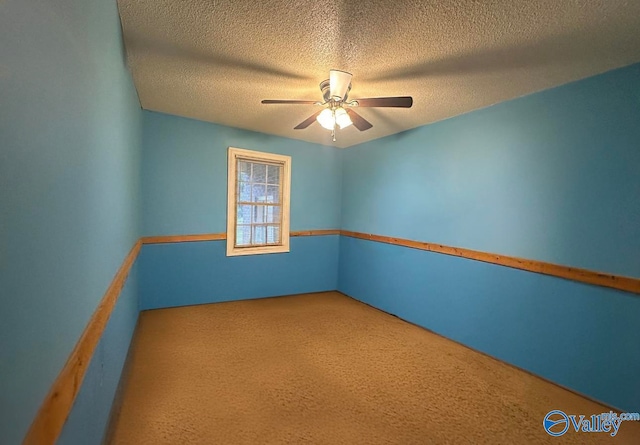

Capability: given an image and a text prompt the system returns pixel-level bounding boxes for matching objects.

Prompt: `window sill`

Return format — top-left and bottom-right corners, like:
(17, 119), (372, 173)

(226, 244), (290, 257)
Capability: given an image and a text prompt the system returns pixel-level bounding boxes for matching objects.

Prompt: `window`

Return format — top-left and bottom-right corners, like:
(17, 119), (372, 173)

(226, 147), (291, 256)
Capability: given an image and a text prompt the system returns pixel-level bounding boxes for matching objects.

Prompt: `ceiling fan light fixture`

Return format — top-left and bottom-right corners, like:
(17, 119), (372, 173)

(335, 107), (352, 129)
(317, 108), (335, 130)
(329, 69), (353, 101)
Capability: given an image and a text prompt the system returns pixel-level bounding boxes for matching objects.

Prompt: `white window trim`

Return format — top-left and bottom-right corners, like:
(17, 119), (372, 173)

(226, 147), (291, 256)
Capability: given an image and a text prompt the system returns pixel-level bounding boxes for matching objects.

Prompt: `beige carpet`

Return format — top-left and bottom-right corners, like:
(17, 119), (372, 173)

(108, 292), (640, 444)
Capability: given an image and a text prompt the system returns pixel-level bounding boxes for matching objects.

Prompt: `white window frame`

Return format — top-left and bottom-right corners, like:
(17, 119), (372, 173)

(226, 147), (291, 256)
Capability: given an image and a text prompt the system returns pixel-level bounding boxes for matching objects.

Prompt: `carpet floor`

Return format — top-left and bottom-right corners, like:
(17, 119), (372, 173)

(108, 291), (639, 444)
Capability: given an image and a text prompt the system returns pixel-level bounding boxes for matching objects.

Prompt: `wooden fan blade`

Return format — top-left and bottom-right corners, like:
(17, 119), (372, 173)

(294, 110), (323, 129)
(262, 100), (318, 104)
(352, 96), (413, 108)
(346, 109), (373, 131)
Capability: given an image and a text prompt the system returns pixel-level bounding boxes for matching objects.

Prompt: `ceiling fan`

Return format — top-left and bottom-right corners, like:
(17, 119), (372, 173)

(261, 70), (413, 141)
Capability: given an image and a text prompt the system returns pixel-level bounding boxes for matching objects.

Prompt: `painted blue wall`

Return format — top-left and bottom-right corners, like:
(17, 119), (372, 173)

(342, 64), (640, 277)
(58, 265), (139, 445)
(338, 64), (640, 411)
(0, 0), (142, 443)
(3, 0), (637, 438)
(139, 111), (342, 309)
(142, 110), (342, 235)
(139, 237), (339, 310)
(339, 237), (640, 411)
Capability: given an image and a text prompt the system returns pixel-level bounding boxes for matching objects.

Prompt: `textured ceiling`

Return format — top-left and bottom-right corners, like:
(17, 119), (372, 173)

(117, 0), (640, 148)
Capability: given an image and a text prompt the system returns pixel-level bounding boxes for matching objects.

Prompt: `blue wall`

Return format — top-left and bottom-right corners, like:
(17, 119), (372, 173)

(339, 237), (640, 411)
(339, 64), (640, 411)
(139, 111), (342, 309)
(142, 110), (342, 235)
(2, 1), (638, 439)
(0, 0), (142, 443)
(342, 64), (640, 277)
(58, 265), (139, 445)
(139, 237), (339, 310)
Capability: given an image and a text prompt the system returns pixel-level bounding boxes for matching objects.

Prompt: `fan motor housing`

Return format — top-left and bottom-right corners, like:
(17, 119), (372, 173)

(320, 79), (351, 103)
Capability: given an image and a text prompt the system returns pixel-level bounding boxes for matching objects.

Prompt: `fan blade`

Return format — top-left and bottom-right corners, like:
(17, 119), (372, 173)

(294, 110), (323, 129)
(352, 96), (413, 108)
(262, 100), (318, 104)
(346, 109), (373, 131)
(329, 70), (353, 100)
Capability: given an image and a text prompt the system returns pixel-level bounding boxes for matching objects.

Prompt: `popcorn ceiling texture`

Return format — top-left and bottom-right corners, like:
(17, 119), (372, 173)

(108, 292), (640, 444)
(117, 0), (640, 148)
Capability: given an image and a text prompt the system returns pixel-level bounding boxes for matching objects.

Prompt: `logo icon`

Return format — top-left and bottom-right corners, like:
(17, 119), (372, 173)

(544, 410), (570, 436)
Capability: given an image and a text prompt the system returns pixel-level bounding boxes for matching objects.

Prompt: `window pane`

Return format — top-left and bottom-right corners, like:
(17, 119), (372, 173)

(252, 225), (266, 245)
(237, 205), (252, 224)
(265, 205), (280, 224)
(238, 161), (252, 182)
(266, 225), (281, 244)
(267, 165), (280, 185)
(252, 205), (265, 223)
(238, 182), (251, 202)
(266, 185), (280, 204)
(252, 184), (266, 202)
(236, 225), (252, 246)
(252, 163), (266, 183)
